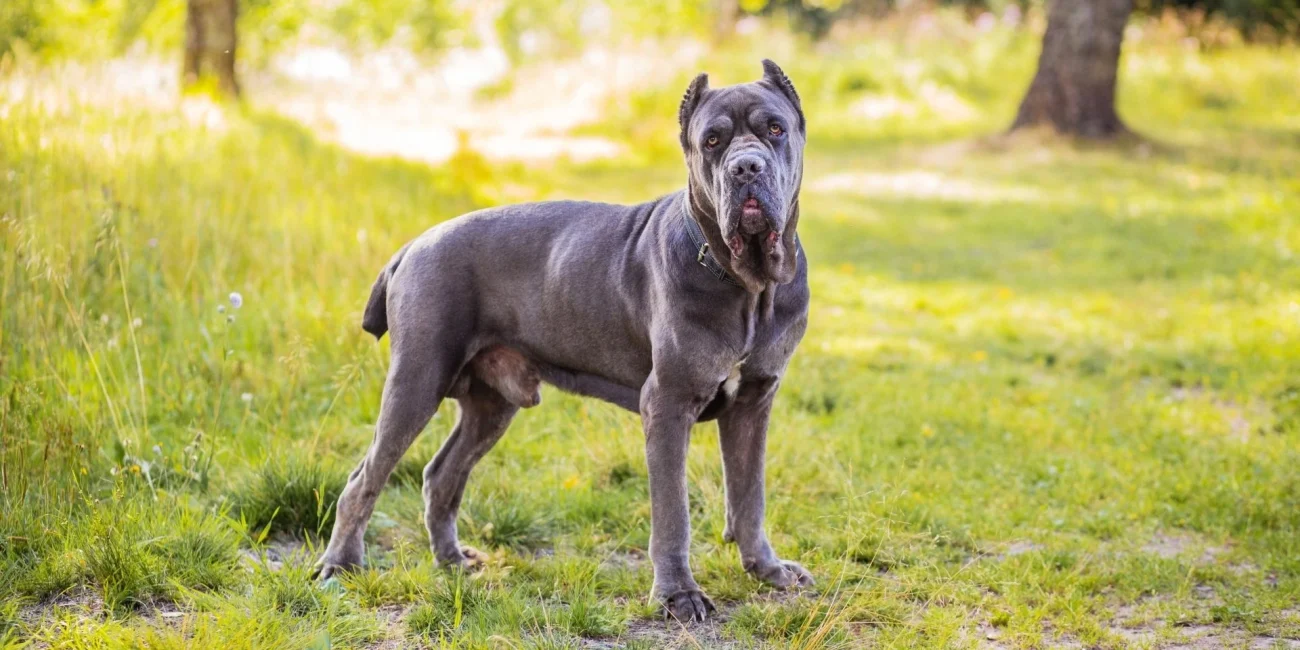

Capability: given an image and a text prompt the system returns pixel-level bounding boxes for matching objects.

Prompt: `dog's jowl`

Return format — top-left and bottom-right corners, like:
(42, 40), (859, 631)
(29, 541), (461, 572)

(315, 60), (812, 622)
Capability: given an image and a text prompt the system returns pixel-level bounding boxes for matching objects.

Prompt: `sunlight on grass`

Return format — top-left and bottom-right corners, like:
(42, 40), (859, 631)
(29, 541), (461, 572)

(2, 23), (1299, 649)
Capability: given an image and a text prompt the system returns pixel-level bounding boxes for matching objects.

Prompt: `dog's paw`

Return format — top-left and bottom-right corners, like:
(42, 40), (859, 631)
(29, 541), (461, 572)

(459, 545), (488, 569)
(751, 559), (814, 590)
(312, 559), (359, 582)
(437, 545), (488, 571)
(659, 588), (716, 623)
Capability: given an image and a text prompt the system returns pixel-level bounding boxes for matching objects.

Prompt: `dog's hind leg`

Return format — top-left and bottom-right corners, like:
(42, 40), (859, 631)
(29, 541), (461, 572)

(423, 373), (520, 568)
(316, 326), (461, 580)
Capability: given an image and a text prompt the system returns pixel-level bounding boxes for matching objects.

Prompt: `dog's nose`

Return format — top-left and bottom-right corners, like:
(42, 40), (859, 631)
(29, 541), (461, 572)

(728, 154), (765, 184)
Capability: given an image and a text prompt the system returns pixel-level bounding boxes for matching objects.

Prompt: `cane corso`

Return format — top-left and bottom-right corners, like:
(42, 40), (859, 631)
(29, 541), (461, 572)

(316, 60), (811, 622)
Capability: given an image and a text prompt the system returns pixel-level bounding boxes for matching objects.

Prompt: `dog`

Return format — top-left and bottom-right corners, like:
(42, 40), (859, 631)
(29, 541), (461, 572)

(315, 60), (811, 622)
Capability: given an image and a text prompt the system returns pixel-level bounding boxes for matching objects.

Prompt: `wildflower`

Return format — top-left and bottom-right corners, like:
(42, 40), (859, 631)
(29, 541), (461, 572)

(562, 474), (580, 489)
(227, 315), (235, 324)
(100, 314), (110, 325)
(229, 292), (243, 309)
(972, 350), (989, 362)
(147, 237), (159, 248)
(217, 304), (226, 314)
(132, 318), (142, 329)
(921, 423), (935, 438)
(153, 444), (162, 456)
(241, 392), (253, 403)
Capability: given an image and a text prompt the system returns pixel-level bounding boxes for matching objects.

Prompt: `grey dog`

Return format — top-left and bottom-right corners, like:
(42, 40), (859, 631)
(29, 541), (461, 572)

(315, 60), (811, 622)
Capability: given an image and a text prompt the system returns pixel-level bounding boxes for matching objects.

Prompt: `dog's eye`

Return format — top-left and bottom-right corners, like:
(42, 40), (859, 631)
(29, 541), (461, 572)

(768, 123), (784, 136)
(705, 135), (719, 148)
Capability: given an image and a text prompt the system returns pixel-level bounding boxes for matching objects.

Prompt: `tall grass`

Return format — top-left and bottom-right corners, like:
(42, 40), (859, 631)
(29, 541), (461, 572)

(2, 28), (1299, 648)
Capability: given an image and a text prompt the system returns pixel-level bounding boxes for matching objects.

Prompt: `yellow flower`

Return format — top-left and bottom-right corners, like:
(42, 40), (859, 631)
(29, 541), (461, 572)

(562, 474), (580, 490)
(972, 350), (989, 362)
(921, 424), (935, 438)
(130, 464), (141, 473)
(997, 287), (1013, 300)
(838, 263), (855, 274)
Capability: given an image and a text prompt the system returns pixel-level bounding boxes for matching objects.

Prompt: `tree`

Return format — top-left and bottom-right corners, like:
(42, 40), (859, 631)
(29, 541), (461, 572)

(714, 0), (742, 41)
(1011, 0), (1134, 138)
(183, 0), (239, 98)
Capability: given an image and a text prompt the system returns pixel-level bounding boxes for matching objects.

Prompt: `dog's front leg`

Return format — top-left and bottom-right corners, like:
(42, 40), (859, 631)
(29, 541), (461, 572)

(641, 375), (715, 622)
(719, 380), (813, 589)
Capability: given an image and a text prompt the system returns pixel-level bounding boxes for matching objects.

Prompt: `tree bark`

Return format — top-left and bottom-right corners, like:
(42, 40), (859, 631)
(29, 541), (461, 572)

(183, 0), (239, 98)
(714, 0), (741, 42)
(1011, 0), (1133, 138)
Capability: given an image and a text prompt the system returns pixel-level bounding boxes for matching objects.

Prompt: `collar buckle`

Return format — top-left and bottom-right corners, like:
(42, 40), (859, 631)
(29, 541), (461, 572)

(682, 200), (742, 288)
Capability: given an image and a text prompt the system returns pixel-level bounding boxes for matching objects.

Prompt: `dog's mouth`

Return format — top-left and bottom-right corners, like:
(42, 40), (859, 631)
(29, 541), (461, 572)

(725, 222), (783, 281)
(717, 188), (795, 287)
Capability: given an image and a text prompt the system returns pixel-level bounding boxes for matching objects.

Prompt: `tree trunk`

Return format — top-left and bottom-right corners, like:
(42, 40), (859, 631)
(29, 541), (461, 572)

(714, 0), (741, 42)
(1011, 0), (1133, 138)
(183, 0), (239, 98)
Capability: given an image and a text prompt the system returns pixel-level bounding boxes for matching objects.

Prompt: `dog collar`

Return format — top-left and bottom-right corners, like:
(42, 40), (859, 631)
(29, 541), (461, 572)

(682, 206), (744, 287)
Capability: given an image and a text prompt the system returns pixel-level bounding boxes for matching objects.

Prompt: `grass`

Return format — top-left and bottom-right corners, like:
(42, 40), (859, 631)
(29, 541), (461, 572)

(228, 454), (348, 540)
(2, 18), (1300, 649)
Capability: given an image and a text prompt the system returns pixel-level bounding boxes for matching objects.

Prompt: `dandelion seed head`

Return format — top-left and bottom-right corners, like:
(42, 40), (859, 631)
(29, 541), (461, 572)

(132, 318), (142, 329)
(241, 392), (253, 403)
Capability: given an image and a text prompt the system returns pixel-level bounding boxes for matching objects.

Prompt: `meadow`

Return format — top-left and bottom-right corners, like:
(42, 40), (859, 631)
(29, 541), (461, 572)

(2, 18), (1300, 649)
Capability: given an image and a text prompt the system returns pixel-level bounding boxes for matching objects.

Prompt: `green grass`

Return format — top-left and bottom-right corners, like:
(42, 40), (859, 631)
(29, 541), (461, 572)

(2, 23), (1300, 649)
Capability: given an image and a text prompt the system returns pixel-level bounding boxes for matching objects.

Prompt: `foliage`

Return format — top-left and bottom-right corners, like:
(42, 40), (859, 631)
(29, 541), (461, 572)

(0, 0), (468, 61)
(4, 0), (1299, 64)
(1139, 0), (1300, 37)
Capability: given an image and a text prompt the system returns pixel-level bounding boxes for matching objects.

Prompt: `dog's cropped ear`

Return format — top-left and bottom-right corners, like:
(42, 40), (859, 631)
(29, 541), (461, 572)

(678, 73), (709, 151)
(761, 59), (804, 133)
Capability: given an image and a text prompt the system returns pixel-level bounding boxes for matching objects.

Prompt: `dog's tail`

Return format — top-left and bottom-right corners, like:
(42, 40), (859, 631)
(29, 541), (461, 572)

(361, 243), (411, 340)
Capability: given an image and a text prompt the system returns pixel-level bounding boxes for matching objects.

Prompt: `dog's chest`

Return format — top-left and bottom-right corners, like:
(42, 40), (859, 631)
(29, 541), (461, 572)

(728, 293), (807, 378)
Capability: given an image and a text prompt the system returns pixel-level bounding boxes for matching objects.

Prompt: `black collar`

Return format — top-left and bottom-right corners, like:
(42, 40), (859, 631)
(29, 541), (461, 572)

(682, 204), (743, 287)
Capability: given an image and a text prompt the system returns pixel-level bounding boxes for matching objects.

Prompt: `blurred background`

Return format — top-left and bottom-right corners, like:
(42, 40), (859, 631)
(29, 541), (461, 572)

(4, 0), (1298, 161)
(2, 1), (1300, 648)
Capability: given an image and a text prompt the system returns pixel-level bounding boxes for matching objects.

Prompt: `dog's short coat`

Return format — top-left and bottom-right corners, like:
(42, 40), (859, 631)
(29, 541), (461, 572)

(316, 60), (811, 622)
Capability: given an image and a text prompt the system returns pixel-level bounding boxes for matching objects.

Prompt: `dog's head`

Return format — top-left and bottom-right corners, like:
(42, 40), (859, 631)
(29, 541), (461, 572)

(679, 59), (805, 292)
